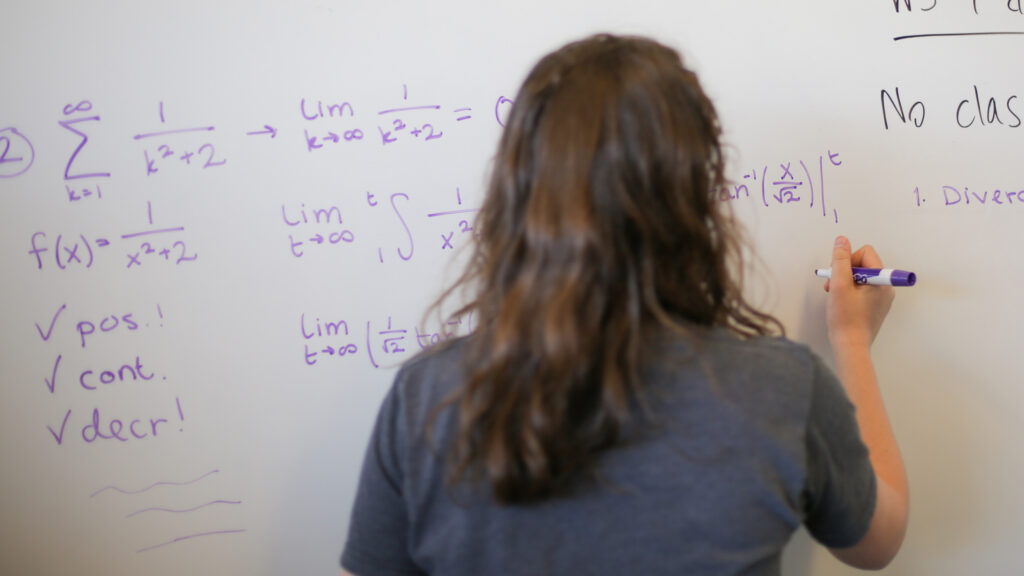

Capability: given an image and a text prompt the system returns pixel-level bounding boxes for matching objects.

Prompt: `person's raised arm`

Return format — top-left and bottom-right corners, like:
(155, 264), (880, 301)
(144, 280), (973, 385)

(823, 236), (909, 570)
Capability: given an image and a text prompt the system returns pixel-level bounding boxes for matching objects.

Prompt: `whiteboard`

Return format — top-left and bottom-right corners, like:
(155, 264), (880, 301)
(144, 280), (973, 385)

(2, 1), (1022, 574)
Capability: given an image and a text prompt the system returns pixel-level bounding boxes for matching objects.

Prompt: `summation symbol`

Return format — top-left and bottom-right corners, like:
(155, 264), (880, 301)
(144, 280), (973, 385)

(60, 100), (111, 181)
(58, 100), (110, 203)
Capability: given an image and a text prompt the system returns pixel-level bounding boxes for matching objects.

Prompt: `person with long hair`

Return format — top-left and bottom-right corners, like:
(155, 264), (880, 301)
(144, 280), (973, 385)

(341, 33), (908, 575)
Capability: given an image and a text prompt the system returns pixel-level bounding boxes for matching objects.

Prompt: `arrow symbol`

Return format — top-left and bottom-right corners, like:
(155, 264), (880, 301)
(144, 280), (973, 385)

(310, 234), (324, 244)
(246, 125), (278, 138)
(322, 346), (335, 355)
(324, 132), (340, 143)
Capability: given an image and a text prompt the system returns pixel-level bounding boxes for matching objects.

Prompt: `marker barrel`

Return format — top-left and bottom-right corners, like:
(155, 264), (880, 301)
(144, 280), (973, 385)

(814, 267), (917, 287)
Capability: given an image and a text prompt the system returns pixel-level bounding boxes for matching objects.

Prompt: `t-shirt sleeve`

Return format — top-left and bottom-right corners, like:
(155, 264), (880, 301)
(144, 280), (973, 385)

(802, 353), (878, 548)
(341, 377), (426, 576)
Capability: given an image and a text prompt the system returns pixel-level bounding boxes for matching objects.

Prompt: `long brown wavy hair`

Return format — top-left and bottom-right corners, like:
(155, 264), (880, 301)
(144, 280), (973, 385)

(433, 34), (781, 504)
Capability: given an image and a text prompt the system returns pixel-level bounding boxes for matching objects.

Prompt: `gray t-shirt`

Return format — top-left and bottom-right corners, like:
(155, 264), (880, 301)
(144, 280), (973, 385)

(342, 329), (876, 576)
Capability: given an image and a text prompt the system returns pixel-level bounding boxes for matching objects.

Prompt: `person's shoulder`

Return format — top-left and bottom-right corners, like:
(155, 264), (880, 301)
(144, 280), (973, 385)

(398, 335), (472, 376)
(702, 326), (819, 367)
(392, 336), (472, 405)
(695, 328), (834, 407)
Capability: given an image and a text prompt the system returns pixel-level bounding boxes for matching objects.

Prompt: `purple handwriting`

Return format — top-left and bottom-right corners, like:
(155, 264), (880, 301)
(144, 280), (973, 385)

(6, 90), (511, 191)
(304, 127), (365, 150)
(246, 124), (277, 138)
(36, 304), (165, 398)
(143, 142), (226, 175)
(125, 234), (197, 269)
(78, 355), (158, 391)
(91, 469), (220, 498)
(494, 96), (514, 127)
(35, 303), (68, 343)
(301, 97), (363, 150)
(913, 184), (1024, 207)
(882, 85), (1023, 130)
(135, 102), (225, 176)
(280, 187), (477, 262)
(301, 98), (355, 120)
(126, 499), (243, 518)
(30, 302), (163, 349)
(76, 311), (139, 348)
(46, 350), (163, 396)
(0, 127), (36, 178)
(36, 303), (175, 447)
(136, 528), (246, 554)
(60, 100), (111, 185)
(28, 231), (97, 270)
(301, 312), (473, 367)
(90, 468), (244, 554)
(426, 187), (477, 251)
(299, 85), (488, 152)
(282, 203), (356, 258)
(715, 150), (843, 223)
(363, 191), (415, 263)
(28, 202), (196, 271)
(66, 183), (103, 202)
(376, 84), (459, 146)
(47, 396), (186, 446)
(384, 192), (413, 262)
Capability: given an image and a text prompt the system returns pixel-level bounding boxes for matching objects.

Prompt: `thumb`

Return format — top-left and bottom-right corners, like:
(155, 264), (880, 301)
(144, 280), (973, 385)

(830, 235), (854, 289)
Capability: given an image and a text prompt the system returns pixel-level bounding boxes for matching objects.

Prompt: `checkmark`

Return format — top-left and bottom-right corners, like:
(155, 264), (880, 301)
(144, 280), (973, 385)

(47, 409), (72, 445)
(45, 354), (62, 394)
(35, 303), (67, 342)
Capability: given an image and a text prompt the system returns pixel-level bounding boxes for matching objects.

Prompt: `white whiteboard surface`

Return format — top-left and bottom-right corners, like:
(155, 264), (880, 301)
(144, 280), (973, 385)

(2, 1), (1022, 574)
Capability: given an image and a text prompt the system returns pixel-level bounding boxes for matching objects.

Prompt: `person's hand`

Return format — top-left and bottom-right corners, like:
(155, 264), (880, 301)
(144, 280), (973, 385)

(824, 236), (895, 351)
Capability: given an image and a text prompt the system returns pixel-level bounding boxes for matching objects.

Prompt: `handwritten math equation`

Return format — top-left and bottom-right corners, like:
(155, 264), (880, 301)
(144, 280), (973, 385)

(25, 185), (477, 272)
(299, 310), (474, 369)
(715, 150), (844, 223)
(28, 201), (196, 272)
(8, 88), (502, 272)
(282, 185), (477, 264)
(1, 86), (514, 188)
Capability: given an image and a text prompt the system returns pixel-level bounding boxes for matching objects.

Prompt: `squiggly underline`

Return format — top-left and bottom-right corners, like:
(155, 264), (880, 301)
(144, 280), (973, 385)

(126, 499), (242, 518)
(90, 469), (220, 498)
(136, 528), (246, 553)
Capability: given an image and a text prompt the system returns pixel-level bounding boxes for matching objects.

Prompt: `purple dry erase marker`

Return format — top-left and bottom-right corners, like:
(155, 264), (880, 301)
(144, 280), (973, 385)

(814, 267), (917, 287)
